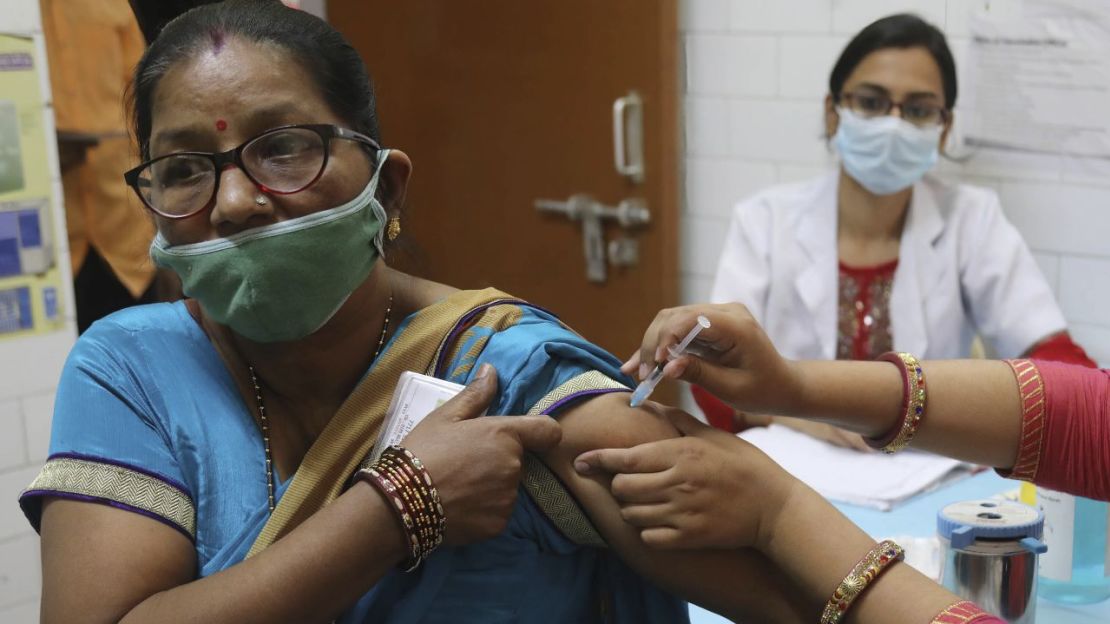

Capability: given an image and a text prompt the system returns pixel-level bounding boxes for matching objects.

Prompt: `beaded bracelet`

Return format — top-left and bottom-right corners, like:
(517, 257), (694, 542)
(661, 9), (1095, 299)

(820, 540), (905, 624)
(865, 352), (927, 453)
(354, 445), (446, 572)
(377, 448), (445, 563)
(378, 452), (444, 557)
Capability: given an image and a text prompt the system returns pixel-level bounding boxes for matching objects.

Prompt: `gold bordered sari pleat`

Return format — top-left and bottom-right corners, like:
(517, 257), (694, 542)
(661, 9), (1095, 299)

(248, 288), (514, 556)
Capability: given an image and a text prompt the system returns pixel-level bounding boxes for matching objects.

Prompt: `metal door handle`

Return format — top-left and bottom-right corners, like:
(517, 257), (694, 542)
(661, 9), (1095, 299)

(613, 91), (645, 184)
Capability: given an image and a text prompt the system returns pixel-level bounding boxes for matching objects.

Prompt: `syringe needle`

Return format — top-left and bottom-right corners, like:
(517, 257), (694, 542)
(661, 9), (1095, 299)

(629, 315), (711, 408)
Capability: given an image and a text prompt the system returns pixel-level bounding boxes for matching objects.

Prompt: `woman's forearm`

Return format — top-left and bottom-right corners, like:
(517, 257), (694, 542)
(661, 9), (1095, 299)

(759, 482), (958, 624)
(121, 482), (405, 624)
(789, 359), (1023, 469)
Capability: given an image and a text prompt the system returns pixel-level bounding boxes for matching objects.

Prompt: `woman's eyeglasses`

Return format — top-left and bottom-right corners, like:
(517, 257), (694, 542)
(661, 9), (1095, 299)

(124, 124), (381, 219)
(838, 91), (949, 128)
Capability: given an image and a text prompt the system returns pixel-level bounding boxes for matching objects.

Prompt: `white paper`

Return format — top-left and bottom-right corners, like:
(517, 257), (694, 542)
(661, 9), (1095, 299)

(370, 372), (466, 462)
(1037, 488), (1076, 582)
(739, 424), (972, 511)
(959, 1), (1110, 176)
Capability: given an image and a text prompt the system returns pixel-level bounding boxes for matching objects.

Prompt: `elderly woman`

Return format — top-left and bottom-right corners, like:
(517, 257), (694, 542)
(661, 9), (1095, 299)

(18, 2), (812, 623)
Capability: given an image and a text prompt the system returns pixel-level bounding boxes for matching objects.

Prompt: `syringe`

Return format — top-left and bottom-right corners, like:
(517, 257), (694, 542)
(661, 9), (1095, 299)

(629, 315), (711, 408)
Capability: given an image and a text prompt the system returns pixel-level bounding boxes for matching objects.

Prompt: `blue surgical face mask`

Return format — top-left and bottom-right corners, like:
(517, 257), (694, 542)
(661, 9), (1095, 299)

(833, 108), (942, 195)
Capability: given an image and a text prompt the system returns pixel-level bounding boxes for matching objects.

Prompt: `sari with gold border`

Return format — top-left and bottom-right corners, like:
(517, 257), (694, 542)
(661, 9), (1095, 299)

(20, 290), (688, 623)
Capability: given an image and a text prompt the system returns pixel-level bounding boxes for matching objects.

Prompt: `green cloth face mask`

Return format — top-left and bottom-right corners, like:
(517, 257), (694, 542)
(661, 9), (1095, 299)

(151, 152), (389, 343)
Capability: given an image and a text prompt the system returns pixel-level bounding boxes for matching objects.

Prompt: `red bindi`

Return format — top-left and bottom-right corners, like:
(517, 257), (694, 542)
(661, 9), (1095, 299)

(215, 119), (228, 131)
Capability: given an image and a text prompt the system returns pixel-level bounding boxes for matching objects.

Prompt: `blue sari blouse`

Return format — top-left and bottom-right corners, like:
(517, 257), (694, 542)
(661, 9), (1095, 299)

(20, 299), (689, 623)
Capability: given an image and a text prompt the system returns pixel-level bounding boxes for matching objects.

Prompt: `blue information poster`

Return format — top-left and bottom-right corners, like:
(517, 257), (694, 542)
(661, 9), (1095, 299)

(0, 34), (66, 338)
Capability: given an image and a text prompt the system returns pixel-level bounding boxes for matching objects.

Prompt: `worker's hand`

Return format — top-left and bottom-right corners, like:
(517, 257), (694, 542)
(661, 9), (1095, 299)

(573, 409), (800, 551)
(622, 303), (805, 418)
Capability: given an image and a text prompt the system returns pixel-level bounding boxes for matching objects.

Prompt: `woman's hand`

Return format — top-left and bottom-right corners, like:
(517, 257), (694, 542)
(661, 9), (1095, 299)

(401, 363), (563, 545)
(572, 408), (801, 551)
(622, 303), (806, 418)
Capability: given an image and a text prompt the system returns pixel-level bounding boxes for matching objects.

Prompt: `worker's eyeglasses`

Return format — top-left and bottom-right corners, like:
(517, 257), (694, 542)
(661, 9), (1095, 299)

(124, 124), (381, 219)
(838, 91), (949, 128)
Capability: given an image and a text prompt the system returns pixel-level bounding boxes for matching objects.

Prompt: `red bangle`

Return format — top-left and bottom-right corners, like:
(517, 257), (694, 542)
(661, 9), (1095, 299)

(354, 445), (446, 572)
(866, 352), (927, 453)
(356, 464), (422, 570)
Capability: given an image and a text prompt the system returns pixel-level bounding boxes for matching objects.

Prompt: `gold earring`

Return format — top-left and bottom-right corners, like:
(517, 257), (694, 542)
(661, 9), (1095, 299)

(387, 216), (401, 241)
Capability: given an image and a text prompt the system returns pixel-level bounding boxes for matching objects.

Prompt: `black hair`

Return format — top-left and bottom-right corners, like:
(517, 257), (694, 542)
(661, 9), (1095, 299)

(129, 0), (380, 159)
(828, 13), (957, 109)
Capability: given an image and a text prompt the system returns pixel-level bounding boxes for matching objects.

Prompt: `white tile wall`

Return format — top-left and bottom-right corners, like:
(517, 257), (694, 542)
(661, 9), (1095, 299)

(728, 99), (828, 162)
(21, 392), (54, 464)
(680, 0), (730, 32)
(0, 598), (38, 624)
(685, 157), (776, 219)
(685, 96), (731, 156)
(0, 467), (43, 542)
(830, 0), (946, 35)
(681, 215), (731, 276)
(1071, 323), (1110, 367)
(679, 0), (1110, 366)
(681, 273), (716, 308)
(997, 182), (1110, 258)
(0, 534), (40, 611)
(778, 35), (846, 98)
(1058, 256), (1110, 327)
(686, 34), (778, 96)
(0, 403), (27, 472)
(0, 0), (40, 33)
(730, 0), (831, 34)
(0, 2), (76, 621)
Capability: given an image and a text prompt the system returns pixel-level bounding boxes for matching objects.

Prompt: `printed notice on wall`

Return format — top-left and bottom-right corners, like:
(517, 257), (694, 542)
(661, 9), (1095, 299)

(959, 1), (1110, 176)
(0, 34), (65, 338)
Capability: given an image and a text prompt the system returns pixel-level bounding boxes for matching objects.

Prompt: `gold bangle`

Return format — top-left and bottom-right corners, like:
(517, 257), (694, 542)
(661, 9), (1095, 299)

(866, 352), (927, 453)
(820, 540), (904, 624)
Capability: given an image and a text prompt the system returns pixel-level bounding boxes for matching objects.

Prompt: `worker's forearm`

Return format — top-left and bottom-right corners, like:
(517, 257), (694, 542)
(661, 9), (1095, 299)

(792, 359), (1022, 469)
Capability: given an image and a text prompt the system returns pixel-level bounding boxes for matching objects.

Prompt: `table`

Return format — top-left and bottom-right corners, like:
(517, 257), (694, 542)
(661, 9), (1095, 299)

(689, 471), (1110, 623)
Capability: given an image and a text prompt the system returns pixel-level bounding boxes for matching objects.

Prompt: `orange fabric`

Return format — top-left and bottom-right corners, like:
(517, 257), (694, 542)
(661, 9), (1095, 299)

(41, 0), (155, 296)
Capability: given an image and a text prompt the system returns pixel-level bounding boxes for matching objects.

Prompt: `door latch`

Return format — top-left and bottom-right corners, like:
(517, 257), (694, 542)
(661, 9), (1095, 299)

(535, 195), (649, 282)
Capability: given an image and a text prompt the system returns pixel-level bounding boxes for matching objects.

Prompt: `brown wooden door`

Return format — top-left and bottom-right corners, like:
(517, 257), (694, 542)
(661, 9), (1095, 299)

(329, 1), (678, 382)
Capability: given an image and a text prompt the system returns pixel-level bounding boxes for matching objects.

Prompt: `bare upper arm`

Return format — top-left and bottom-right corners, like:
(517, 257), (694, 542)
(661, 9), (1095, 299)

(40, 498), (196, 624)
(540, 392), (807, 623)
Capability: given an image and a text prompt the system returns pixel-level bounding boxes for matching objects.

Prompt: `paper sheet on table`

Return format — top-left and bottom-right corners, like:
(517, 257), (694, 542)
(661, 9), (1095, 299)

(739, 424), (974, 511)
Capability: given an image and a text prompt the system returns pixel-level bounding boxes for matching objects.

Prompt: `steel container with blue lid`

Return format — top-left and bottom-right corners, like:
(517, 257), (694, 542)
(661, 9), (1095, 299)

(938, 499), (1047, 624)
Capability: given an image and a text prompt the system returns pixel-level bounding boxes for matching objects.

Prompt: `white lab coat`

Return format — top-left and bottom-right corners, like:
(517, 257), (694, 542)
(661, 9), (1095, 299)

(710, 171), (1066, 361)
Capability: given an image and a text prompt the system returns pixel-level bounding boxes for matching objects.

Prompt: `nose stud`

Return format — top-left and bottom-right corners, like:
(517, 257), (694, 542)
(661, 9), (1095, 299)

(255, 195), (268, 206)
